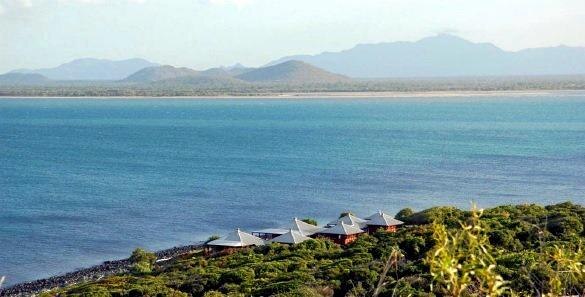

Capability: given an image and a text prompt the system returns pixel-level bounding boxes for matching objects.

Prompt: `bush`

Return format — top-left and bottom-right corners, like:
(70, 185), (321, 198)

(547, 215), (584, 238)
(403, 207), (464, 226)
(206, 235), (221, 243)
(302, 218), (318, 226)
(129, 248), (157, 275)
(203, 291), (226, 297)
(395, 208), (414, 222)
(220, 267), (255, 284)
(272, 286), (330, 297)
(426, 208), (506, 296)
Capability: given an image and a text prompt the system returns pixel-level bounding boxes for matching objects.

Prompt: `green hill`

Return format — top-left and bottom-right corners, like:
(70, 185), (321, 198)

(236, 60), (350, 84)
(154, 75), (248, 88)
(124, 65), (201, 82)
(123, 65), (250, 87)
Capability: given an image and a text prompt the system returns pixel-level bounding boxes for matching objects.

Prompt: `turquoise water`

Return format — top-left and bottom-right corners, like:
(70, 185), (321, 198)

(1, 96), (585, 286)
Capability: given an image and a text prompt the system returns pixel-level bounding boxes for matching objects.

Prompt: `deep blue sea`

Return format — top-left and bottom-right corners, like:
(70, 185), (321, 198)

(1, 96), (585, 286)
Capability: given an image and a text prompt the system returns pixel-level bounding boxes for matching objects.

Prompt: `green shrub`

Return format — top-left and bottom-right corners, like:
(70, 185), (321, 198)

(302, 218), (318, 226)
(395, 208), (414, 222)
(402, 206), (464, 227)
(130, 248), (157, 275)
(426, 208), (506, 296)
(219, 267), (255, 284)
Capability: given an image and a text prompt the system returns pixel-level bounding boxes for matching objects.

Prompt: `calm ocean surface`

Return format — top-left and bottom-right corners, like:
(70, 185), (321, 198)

(1, 96), (585, 285)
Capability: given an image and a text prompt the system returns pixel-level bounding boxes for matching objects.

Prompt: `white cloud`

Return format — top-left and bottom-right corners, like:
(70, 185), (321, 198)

(0, 0), (147, 14)
(0, 0), (256, 14)
(0, 0), (149, 15)
(57, 0), (146, 4)
(0, 0), (32, 9)
(203, 0), (252, 7)
(0, 0), (33, 15)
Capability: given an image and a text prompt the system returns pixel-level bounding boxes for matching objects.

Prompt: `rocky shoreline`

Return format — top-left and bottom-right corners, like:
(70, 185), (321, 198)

(0, 243), (203, 297)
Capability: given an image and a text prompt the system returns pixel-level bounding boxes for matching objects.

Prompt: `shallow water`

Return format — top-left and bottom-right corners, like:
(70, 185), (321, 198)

(1, 96), (585, 286)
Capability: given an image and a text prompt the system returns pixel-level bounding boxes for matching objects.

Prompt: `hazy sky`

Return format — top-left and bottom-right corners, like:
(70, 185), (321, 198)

(1, 0), (584, 73)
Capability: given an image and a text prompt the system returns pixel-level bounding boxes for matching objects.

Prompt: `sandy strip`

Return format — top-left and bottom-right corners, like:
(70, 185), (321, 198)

(1, 90), (585, 100)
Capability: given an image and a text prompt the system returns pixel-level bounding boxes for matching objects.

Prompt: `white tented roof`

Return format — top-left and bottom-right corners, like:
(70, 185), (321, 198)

(207, 229), (266, 247)
(317, 222), (364, 235)
(292, 218), (322, 236)
(252, 228), (289, 235)
(365, 211), (404, 227)
(327, 213), (368, 228)
(270, 229), (312, 244)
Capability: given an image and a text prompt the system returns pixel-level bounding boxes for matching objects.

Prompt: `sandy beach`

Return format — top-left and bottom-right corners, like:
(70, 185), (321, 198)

(1, 90), (585, 100)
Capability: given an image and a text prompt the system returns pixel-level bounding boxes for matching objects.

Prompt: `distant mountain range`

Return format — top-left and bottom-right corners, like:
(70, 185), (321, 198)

(10, 58), (158, 80)
(268, 34), (585, 78)
(0, 73), (50, 84)
(3, 34), (585, 83)
(122, 65), (247, 86)
(0, 59), (348, 86)
(118, 61), (347, 84)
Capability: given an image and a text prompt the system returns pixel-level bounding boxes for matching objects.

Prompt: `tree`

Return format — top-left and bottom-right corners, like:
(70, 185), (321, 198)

(395, 208), (414, 222)
(536, 243), (585, 296)
(339, 212), (355, 218)
(220, 267), (255, 284)
(206, 235), (221, 243)
(130, 248), (157, 274)
(302, 218), (318, 226)
(372, 248), (403, 297)
(427, 207), (507, 296)
(547, 216), (584, 239)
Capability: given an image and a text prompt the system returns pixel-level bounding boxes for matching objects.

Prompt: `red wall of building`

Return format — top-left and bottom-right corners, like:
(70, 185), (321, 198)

(367, 225), (398, 234)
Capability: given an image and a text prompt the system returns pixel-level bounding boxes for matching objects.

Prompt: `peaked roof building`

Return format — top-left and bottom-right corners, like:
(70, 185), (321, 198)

(318, 222), (365, 235)
(270, 229), (312, 244)
(206, 229), (265, 247)
(292, 217), (322, 236)
(326, 213), (368, 228)
(251, 228), (289, 240)
(365, 211), (404, 227)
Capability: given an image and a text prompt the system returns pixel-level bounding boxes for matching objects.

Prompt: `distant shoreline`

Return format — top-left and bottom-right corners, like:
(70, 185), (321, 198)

(1, 89), (585, 100)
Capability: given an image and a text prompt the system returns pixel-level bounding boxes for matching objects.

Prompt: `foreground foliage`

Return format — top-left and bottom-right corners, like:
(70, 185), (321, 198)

(43, 202), (585, 297)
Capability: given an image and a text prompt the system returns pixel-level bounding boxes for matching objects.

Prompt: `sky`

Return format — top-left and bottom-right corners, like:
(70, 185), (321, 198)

(1, 0), (585, 73)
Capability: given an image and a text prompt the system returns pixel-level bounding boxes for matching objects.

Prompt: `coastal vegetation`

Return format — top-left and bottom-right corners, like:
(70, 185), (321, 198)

(2, 75), (585, 97)
(32, 202), (585, 297)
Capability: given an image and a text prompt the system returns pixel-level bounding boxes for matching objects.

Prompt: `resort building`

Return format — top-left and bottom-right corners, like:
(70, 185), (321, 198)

(292, 217), (323, 236)
(207, 210), (401, 252)
(326, 213), (368, 229)
(270, 229), (312, 244)
(206, 228), (265, 254)
(252, 228), (288, 240)
(253, 218), (323, 239)
(364, 211), (404, 233)
(316, 221), (365, 245)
